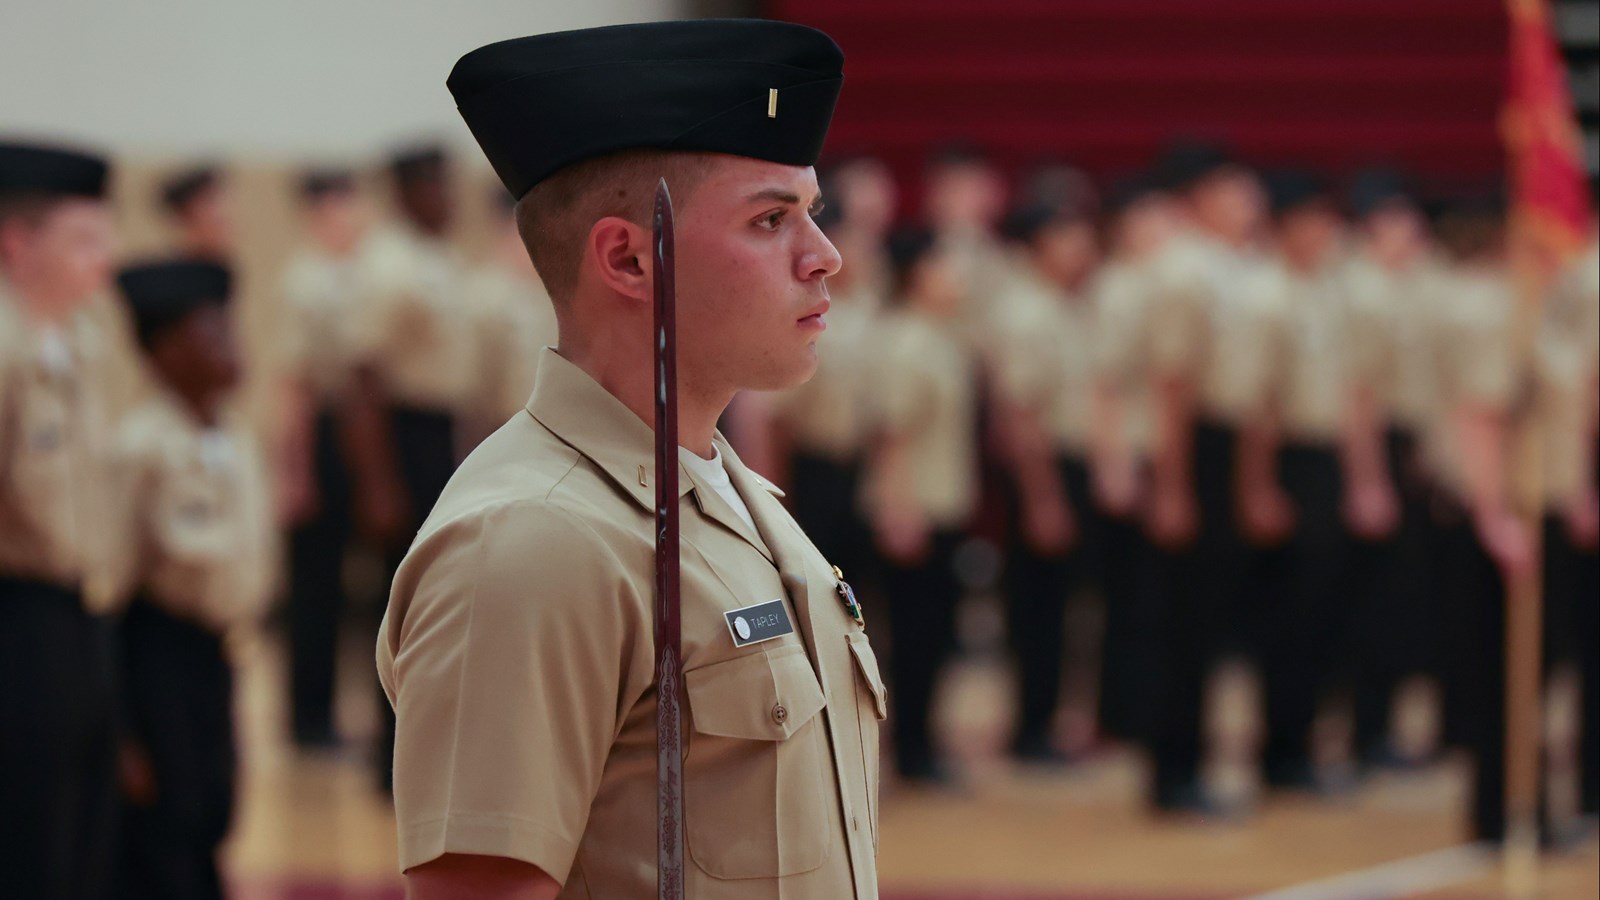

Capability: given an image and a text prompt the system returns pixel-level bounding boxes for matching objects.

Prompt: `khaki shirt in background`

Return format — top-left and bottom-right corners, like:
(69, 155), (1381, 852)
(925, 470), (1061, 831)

(1536, 241), (1600, 507)
(1145, 230), (1277, 425)
(1343, 255), (1448, 435)
(866, 309), (979, 528)
(460, 263), (556, 426)
(0, 280), (119, 610)
(348, 224), (476, 415)
(1092, 262), (1158, 457)
(1254, 261), (1352, 446)
(772, 280), (882, 462)
(378, 348), (884, 900)
(1422, 267), (1518, 498)
(939, 227), (1020, 354)
(107, 392), (277, 633)
(278, 246), (367, 405)
(989, 266), (1097, 457)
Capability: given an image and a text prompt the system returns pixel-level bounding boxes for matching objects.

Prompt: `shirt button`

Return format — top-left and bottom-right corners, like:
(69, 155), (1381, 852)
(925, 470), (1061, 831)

(772, 704), (788, 724)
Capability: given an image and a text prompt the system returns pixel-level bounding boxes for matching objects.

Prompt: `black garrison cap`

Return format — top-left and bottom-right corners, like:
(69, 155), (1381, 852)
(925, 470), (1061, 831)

(1154, 140), (1236, 192)
(1347, 168), (1415, 219)
(0, 141), (109, 200)
(448, 19), (845, 201)
(388, 144), (449, 186)
(299, 167), (357, 200)
(1266, 169), (1333, 217)
(160, 165), (221, 213)
(116, 260), (232, 346)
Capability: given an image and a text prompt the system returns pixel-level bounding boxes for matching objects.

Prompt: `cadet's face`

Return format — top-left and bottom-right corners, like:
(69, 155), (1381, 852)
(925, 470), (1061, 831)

(926, 164), (1005, 231)
(1036, 220), (1098, 286)
(2, 199), (117, 311)
(403, 175), (455, 234)
(309, 191), (368, 253)
(185, 186), (235, 252)
(186, 304), (241, 391)
(1193, 169), (1265, 244)
(1118, 195), (1177, 257)
(837, 160), (897, 235)
(672, 157), (841, 394)
(1281, 205), (1343, 267)
(1364, 205), (1428, 265)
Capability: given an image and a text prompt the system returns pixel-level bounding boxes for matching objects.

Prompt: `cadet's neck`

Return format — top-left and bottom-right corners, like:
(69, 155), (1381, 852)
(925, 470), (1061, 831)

(557, 342), (727, 459)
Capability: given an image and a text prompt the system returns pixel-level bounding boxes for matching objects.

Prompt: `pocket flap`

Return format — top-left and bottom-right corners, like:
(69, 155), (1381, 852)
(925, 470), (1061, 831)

(686, 644), (826, 741)
(846, 633), (888, 720)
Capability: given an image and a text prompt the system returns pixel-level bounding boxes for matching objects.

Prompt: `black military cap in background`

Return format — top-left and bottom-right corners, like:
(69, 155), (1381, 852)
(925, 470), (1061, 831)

(160, 165), (222, 214)
(449, 19), (844, 201)
(1266, 169), (1333, 218)
(116, 260), (232, 346)
(0, 141), (109, 200)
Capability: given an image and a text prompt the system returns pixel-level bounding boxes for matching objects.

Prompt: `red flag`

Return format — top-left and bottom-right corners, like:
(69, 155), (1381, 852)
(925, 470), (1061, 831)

(1502, 0), (1594, 263)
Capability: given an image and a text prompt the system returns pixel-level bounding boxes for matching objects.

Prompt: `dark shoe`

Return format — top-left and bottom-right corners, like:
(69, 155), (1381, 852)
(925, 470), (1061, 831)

(1264, 758), (1319, 792)
(1009, 735), (1077, 769)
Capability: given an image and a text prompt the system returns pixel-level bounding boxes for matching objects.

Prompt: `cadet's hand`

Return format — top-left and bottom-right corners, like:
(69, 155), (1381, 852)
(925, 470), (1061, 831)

(1093, 455), (1142, 519)
(356, 479), (413, 548)
(118, 740), (156, 807)
(875, 504), (931, 565)
(1564, 488), (1600, 550)
(1474, 508), (1534, 577)
(1022, 492), (1076, 556)
(1344, 477), (1400, 541)
(1147, 484), (1198, 549)
(1240, 484), (1295, 546)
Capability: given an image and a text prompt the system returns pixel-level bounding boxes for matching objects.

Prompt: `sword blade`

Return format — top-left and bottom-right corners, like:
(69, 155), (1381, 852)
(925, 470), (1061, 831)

(652, 178), (684, 900)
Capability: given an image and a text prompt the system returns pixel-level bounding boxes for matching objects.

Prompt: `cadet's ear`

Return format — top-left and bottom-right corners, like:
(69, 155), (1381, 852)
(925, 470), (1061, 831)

(587, 215), (650, 305)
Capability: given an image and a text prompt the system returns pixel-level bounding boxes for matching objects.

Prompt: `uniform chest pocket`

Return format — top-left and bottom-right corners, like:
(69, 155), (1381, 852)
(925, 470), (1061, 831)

(684, 643), (831, 880)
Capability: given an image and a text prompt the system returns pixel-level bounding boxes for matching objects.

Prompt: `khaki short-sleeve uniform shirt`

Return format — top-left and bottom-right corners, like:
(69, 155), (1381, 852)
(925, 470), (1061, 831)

(107, 393), (277, 632)
(1145, 231), (1276, 424)
(279, 247), (367, 405)
(1092, 261), (1157, 457)
(1254, 262), (1352, 446)
(866, 309), (979, 528)
(1423, 267), (1518, 497)
(1536, 242), (1600, 506)
(990, 267), (1097, 456)
(772, 282), (882, 462)
(377, 348), (885, 899)
(1342, 255), (1448, 434)
(0, 281), (118, 609)
(349, 224), (476, 414)
(461, 264), (557, 425)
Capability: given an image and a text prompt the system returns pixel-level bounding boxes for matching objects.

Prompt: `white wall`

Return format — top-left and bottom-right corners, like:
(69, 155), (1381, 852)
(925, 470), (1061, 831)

(0, 0), (686, 160)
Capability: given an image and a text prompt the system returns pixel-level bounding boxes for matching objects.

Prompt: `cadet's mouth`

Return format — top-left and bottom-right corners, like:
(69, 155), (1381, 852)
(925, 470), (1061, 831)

(798, 298), (830, 327)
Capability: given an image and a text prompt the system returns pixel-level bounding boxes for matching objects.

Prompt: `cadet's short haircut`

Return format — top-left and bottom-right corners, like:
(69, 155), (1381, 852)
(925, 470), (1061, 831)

(513, 149), (715, 307)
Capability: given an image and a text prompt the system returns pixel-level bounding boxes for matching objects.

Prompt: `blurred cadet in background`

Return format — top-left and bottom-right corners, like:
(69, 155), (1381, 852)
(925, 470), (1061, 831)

(110, 259), (275, 900)
(922, 142), (1009, 346)
(1138, 142), (1275, 814)
(459, 186), (556, 446)
(866, 227), (979, 784)
(1252, 171), (1396, 795)
(0, 139), (121, 900)
(1535, 188), (1600, 829)
(276, 168), (372, 750)
(990, 200), (1101, 764)
(1341, 168), (1447, 771)
(347, 143), (471, 791)
(1426, 194), (1536, 844)
(1090, 175), (1176, 749)
(159, 165), (236, 263)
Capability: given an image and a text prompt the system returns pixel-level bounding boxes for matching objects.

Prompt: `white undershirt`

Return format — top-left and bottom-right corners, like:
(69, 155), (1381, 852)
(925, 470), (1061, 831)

(678, 445), (756, 532)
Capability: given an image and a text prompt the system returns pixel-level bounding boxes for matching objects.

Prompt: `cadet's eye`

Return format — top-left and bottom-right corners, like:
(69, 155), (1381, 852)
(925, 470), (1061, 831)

(755, 210), (785, 231)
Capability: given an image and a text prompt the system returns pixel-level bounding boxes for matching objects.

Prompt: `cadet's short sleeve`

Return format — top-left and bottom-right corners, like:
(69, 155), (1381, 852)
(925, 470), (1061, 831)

(875, 321), (934, 433)
(379, 501), (651, 883)
(1450, 283), (1516, 408)
(990, 296), (1054, 410)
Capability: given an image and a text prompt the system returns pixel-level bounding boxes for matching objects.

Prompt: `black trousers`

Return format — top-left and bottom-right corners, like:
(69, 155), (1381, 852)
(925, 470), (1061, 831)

(1003, 455), (1099, 748)
(1261, 444), (1350, 779)
(880, 530), (964, 775)
(1543, 512), (1600, 816)
(375, 407), (459, 790)
(1148, 421), (1240, 803)
(287, 411), (353, 745)
(1352, 428), (1435, 757)
(0, 577), (118, 900)
(1097, 507), (1164, 745)
(116, 601), (234, 900)
(788, 452), (872, 588)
